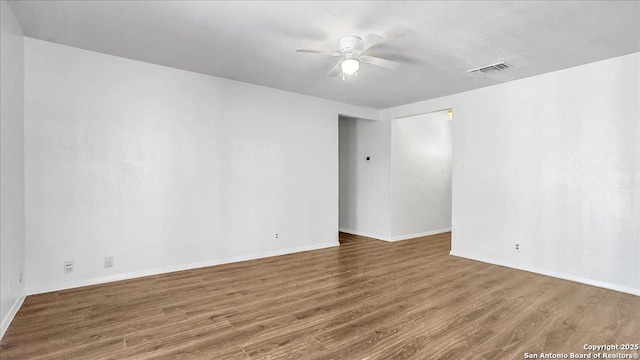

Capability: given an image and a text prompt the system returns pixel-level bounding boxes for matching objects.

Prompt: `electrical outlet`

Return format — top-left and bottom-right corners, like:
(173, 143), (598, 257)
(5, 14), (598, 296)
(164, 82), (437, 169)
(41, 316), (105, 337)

(275, 233), (279, 239)
(64, 261), (74, 273)
(105, 256), (113, 268)
(515, 244), (520, 252)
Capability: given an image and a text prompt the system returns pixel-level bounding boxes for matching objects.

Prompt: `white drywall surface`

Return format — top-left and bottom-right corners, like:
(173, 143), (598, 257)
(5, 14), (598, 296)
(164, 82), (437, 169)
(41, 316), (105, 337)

(390, 111), (452, 238)
(23, 38), (377, 294)
(338, 117), (391, 239)
(382, 52), (640, 294)
(0, 0), (26, 338)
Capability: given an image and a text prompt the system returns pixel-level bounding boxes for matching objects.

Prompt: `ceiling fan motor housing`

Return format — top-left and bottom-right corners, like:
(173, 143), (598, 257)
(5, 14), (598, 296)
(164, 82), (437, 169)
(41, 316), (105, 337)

(339, 36), (362, 54)
(295, 33), (399, 77)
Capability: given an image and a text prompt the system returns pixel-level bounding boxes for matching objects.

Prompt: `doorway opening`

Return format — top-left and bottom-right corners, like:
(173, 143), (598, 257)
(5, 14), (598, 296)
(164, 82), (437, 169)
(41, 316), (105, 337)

(338, 115), (380, 243)
(338, 109), (453, 243)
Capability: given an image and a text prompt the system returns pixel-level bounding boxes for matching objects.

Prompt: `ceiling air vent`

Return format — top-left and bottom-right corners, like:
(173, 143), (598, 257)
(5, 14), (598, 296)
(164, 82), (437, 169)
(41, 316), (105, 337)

(467, 61), (512, 75)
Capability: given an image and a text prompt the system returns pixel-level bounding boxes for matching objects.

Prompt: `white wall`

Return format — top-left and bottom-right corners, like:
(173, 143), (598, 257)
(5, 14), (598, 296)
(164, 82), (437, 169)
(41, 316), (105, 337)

(14, 31), (639, 306)
(23, 38), (378, 295)
(0, 0), (26, 338)
(338, 117), (390, 239)
(382, 52), (640, 295)
(390, 111), (452, 240)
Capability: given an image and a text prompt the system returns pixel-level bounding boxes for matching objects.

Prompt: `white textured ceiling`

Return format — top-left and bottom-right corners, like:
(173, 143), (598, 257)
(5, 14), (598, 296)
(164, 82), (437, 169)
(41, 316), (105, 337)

(8, 1), (640, 109)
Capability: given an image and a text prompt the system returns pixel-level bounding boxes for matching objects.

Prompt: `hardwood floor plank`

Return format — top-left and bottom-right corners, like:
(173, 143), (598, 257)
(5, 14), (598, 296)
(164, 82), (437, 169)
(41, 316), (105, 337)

(2, 232), (638, 360)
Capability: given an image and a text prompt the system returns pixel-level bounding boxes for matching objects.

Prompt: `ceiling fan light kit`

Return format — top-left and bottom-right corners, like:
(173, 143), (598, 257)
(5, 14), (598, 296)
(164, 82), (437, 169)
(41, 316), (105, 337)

(341, 58), (359, 75)
(296, 33), (400, 79)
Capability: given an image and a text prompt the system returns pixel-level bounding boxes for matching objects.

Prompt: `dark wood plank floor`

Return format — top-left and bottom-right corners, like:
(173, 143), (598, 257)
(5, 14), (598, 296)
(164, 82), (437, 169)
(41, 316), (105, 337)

(1, 232), (638, 359)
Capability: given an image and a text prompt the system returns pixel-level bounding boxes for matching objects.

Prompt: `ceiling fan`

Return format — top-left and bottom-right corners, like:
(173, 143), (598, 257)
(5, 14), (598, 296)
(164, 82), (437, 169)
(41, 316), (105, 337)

(296, 34), (400, 79)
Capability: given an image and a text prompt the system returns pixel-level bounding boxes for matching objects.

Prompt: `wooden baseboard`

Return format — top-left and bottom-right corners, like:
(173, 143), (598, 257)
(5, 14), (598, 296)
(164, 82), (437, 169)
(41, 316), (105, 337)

(384, 228), (452, 242)
(26, 242), (338, 295)
(1, 294), (25, 339)
(450, 250), (639, 296)
(339, 227), (452, 242)
(338, 228), (383, 240)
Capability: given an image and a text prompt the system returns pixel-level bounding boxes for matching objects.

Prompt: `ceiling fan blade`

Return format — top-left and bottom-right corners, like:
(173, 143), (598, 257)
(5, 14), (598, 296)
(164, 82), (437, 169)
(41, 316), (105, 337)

(359, 55), (400, 70)
(327, 61), (343, 77)
(296, 49), (342, 57)
(357, 33), (383, 52)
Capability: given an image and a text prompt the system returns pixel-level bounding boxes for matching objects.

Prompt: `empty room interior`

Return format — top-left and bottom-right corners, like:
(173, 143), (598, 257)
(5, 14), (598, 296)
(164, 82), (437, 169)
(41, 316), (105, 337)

(1, 1), (639, 359)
